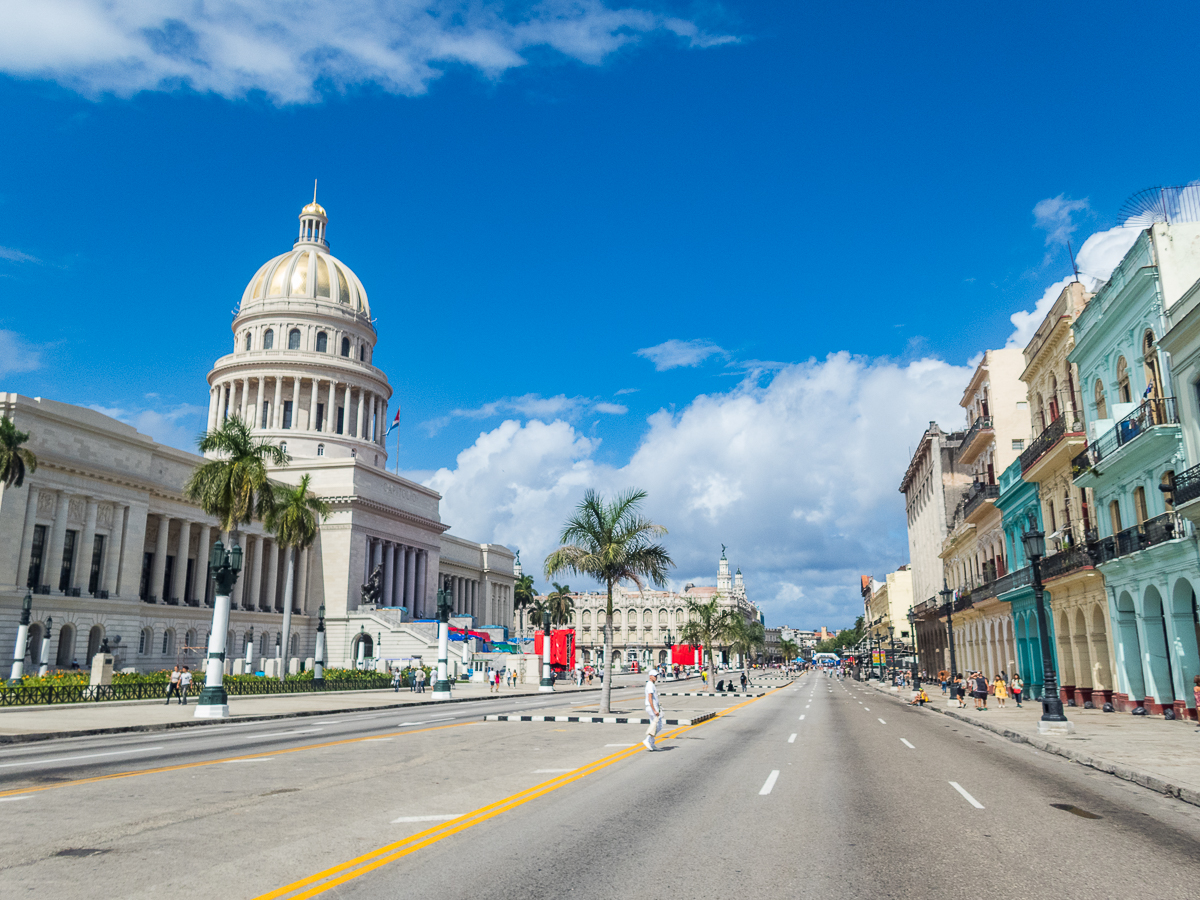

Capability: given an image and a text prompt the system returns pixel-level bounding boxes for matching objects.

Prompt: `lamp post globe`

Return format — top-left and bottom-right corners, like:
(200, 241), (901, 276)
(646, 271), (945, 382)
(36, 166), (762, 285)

(539, 609), (555, 692)
(196, 539), (243, 719)
(1021, 516), (1073, 733)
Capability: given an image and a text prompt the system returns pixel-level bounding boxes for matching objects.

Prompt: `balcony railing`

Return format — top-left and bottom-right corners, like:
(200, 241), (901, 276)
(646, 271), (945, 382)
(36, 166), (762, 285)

(1093, 512), (1182, 563)
(1174, 463), (1200, 506)
(958, 415), (994, 459)
(960, 481), (1000, 520)
(1019, 414), (1067, 472)
(1073, 397), (1178, 473)
(1040, 545), (1094, 580)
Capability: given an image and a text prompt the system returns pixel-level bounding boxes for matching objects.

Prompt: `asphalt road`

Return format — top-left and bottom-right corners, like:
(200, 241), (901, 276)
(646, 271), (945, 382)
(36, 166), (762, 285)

(2, 671), (1199, 899)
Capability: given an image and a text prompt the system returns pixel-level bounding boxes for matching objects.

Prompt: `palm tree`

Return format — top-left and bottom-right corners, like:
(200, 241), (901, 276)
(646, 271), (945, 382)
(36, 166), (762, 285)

(544, 488), (673, 714)
(0, 416), (37, 488)
(780, 638), (800, 665)
(265, 474), (330, 681)
(679, 595), (734, 691)
(547, 582), (575, 627)
(184, 417), (289, 540)
(727, 616), (765, 683)
(528, 594), (550, 632)
(514, 572), (536, 636)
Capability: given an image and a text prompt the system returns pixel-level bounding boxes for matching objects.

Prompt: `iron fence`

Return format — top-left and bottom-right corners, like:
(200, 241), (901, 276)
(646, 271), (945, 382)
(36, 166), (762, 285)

(0, 677), (394, 707)
(1020, 414), (1066, 472)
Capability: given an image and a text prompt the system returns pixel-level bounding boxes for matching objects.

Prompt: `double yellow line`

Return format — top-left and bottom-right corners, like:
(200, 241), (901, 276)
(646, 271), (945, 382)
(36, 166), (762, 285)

(255, 686), (781, 900)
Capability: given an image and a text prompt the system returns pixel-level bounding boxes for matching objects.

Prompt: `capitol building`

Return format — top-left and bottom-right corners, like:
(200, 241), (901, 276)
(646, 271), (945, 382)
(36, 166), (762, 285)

(0, 199), (516, 674)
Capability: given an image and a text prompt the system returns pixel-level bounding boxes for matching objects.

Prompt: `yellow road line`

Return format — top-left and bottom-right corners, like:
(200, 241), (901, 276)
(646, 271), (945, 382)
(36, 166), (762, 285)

(254, 684), (785, 900)
(0, 722), (469, 799)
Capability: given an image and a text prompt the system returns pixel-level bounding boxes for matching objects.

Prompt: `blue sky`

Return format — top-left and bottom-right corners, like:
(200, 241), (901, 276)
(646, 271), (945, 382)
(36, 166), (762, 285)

(2, 1), (1198, 628)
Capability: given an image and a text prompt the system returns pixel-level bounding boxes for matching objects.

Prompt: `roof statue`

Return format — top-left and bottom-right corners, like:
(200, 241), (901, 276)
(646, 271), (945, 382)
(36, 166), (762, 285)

(720, 544), (726, 558)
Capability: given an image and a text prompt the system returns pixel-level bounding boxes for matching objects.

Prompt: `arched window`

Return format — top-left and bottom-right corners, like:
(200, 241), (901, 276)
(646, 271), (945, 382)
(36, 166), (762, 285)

(1116, 357), (1131, 403)
(1109, 499), (1122, 535)
(260, 632), (270, 656)
(290, 633), (299, 656)
(316, 332), (328, 353)
(288, 328), (301, 350)
(1094, 380), (1108, 420)
(139, 627), (152, 655)
(263, 329), (275, 350)
(1134, 486), (1149, 525)
(244, 332), (251, 352)
(341, 337), (351, 357)
(359, 346), (365, 361)
(186, 629), (197, 653)
(316, 444), (324, 457)
(162, 629), (175, 656)
(1048, 376), (1060, 422)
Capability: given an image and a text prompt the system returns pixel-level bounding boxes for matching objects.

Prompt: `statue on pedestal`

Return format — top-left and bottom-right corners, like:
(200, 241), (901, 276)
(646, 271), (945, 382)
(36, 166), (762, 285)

(360, 564), (383, 606)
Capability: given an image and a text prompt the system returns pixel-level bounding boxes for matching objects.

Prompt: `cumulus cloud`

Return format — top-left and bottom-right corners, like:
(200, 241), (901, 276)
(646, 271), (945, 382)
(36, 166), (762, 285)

(1033, 194), (1090, 247)
(424, 352), (969, 628)
(88, 400), (207, 452)
(0, 245), (40, 263)
(636, 338), (726, 371)
(0, 1), (735, 103)
(592, 401), (628, 415)
(1006, 222), (1141, 349)
(422, 393), (630, 434)
(0, 330), (46, 377)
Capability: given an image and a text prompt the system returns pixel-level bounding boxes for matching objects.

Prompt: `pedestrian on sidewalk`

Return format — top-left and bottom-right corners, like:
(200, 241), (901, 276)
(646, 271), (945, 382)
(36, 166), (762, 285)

(165, 666), (180, 705)
(409, 667), (416, 692)
(993, 674), (1008, 708)
(415, 667), (425, 693)
(494, 668), (502, 693)
(392, 669), (402, 692)
(642, 671), (663, 752)
(1010, 673), (1023, 707)
(179, 667), (192, 705)
(973, 672), (989, 710)
(1193, 675), (1200, 731)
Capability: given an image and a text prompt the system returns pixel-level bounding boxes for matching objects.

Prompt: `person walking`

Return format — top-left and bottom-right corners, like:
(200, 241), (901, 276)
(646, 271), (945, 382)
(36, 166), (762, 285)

(642, 670), (662, 752)
(392, 668), (402, 692)
(1193, 675), (1200, 732)
(409, 666), (417, 692)
(993, 674), (1008, 708)
(415, 667), (425, 693)
(1010, 673), (1023, 708)
(956, 673), (967, 707)
(974, 672), (989, 710)
(165, 666), (180, 705)
(178, 666), (192, 705)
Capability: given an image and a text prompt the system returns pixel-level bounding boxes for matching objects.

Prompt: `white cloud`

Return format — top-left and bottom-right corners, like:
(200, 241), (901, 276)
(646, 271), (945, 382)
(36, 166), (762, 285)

(0, 1), (735, 104)
(614, 387), (639, 395)
(422, 392), (628, 434)
(0, 330), (45, 377)
(1033, 193), (1089, 247)
(87, 400), (206, 452)
(636, 338), (726, 371)
(1005, 222), (1141, 349)
(592, 401), (628, 415)
(0, 245), (40, 263)
(425, 352), (969, 627)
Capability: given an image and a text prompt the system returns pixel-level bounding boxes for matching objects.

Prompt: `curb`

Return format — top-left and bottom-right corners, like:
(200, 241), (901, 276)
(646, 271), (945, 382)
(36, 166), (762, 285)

(484, 712), (715, 726)
(858, 680), (1200, 808)
(660, 692), (764, 698)
(0, 684), (633, 746)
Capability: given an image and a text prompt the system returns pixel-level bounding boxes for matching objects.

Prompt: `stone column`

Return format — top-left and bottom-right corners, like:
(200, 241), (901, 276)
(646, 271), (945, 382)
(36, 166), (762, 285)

(359, 390), (369, 441)
(208, 387), (219, 430)
(324, 381), (336, 434)
(415, 550), (427, 617)
(15, 484), (39, 588)
(150, 514), (170, 602)
(377, 398), (385, 444)
(343, 383), (352, 435)
(403, 548), (415, 610)
(255, 376), (265, 429)
(297, 546), (310, 613)
(371, 538), (383, 579)
(247, 535), (263, 610)
(309, 379), (319, 431)
(239, 378), (249, 422)
(46, 492), (70, 592)
(472, 580), (478, 618)
(113, 504), (132, 596)
(195, 524), (212, 603)
(266, 538), (280, 611)
(291, 375), (301, 429)
(72, 498), (98, 593)
(172, 520), (190, 603)
(382, 541), (394, 606)
(230, 533), (245, 611)
(273, 377), (284, 429)
(103, 504), (126, 594)
(219, 383), (229, 425)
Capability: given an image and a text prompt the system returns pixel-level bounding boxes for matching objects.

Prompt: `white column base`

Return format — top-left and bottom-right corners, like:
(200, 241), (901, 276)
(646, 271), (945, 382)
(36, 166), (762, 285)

(1037, 718), (1076, 735)
(539, 685), (555, 693)
(947, 699), (960, 708)
(432, 690), (452, 700)
(194, 703), (229, 719)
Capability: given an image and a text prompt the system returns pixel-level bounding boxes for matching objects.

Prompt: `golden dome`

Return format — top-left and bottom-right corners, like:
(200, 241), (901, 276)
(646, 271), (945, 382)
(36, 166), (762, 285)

(301, 201), (327, 218)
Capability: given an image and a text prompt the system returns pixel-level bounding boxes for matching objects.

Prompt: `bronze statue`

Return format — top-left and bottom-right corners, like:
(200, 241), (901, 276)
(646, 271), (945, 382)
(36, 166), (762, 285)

(361, 564), (383, 605)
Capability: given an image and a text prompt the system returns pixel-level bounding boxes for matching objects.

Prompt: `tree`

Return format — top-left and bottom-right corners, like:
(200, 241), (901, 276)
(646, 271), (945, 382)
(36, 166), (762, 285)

(544, 488), (673, 714)
(679, 595), (733, 691)
(514, 573), (536, 636)
(184, 417), (289, 539)
(528, 594), (550, 632)
(780, 638), (800, 664)
(0, 416), (37, 488)
(265, 474), (330, 681)
(814, 616), (866, 654)
(728, 616), (765, 681)
(547, 582), (575, 627)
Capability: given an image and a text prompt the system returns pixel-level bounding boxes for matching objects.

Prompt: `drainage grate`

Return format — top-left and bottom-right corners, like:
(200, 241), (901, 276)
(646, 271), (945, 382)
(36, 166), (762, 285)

(1050, 803), (1102, 819)
(55, 849), (111, 858)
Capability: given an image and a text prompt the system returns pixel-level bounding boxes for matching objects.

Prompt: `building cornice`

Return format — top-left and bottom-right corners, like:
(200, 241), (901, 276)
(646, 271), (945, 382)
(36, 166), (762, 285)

(324, 494), (448, 533)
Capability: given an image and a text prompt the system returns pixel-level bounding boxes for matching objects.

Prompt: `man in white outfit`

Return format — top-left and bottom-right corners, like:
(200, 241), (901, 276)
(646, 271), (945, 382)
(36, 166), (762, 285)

(643, 671), (662, 752)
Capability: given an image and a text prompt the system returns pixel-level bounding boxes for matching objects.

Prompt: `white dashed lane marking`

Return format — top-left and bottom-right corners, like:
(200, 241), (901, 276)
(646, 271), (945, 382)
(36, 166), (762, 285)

(901, 739), (915, 749)
(788, 733), (797, 743)
(759, 770), (780, 795)
(950, 782), (985, 809)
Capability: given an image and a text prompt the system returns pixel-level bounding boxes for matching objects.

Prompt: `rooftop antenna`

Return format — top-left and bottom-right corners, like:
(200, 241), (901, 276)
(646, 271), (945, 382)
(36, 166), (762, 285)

(1067, 239), (1080, 283)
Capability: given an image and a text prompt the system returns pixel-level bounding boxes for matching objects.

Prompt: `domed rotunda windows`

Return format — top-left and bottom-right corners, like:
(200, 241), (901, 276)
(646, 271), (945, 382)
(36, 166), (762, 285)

(316, 332), (328, 353)
(341, 337), (351, 358)
(288, 329), (301, 350)
(263, 329), (275, 350)
(244, 333), (251, 351)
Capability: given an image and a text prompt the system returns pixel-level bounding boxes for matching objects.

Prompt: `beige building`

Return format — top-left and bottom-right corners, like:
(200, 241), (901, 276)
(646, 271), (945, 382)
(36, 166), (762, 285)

(1, 199), (514, 675)
(860, 566), (914, 643)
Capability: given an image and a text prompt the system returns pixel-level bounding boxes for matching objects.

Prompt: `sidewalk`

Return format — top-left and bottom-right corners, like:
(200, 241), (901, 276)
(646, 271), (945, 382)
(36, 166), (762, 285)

(859, 678), (1200, 806)
(0, 674), (677, 744)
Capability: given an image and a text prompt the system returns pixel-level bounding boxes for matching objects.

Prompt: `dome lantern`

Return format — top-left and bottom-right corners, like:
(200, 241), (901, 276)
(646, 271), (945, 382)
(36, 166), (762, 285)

(297, 179), (328, 248)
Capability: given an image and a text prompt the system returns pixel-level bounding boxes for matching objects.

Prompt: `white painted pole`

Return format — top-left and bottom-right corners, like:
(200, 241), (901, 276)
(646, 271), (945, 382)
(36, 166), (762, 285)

(433, 620), (451, 700)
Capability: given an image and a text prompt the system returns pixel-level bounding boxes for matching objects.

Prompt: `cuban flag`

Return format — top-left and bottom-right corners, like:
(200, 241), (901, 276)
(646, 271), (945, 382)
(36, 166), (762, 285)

(385, 406), (401, 436)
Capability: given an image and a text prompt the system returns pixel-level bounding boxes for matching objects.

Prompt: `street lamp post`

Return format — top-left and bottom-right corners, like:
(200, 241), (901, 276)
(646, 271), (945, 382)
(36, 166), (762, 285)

(196, 539), (243, 719)
(245, 625), (254, 672)
(539, 609), (554, 692)
(907, 608), (920, 691)
(1021, 518), (1074, 734)
(432, 578), (453, 700)
(939, 581), (957, 681)
(38, 617), (52, 677)
(9, 590), (32, 683)
(887, 624), (896, 683)
(313, 604), (326, 686)
(356, 626), (366, 670)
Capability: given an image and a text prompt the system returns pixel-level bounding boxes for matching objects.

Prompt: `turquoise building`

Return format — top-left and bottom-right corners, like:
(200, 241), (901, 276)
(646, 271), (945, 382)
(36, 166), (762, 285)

(1070, 223), (1200, 719)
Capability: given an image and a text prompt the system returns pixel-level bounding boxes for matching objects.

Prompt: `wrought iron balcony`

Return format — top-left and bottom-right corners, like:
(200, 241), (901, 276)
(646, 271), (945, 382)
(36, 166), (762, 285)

(960, 481), (1000, 520)
(1072, 397), (1179, 474)
(958, 415), (994, 461)
(1019, 414), (1067, 472)
(1040, 545), (1094, 580)
(1093, 512), (1182, 563)
(1174, 463), (1200, 506)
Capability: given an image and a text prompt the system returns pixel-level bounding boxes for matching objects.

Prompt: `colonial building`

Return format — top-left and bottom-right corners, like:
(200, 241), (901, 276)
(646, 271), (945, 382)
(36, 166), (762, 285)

(0, 199), (515, 675)
(860, 566), (914, 644)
